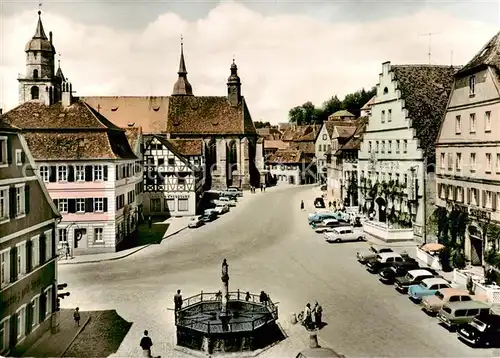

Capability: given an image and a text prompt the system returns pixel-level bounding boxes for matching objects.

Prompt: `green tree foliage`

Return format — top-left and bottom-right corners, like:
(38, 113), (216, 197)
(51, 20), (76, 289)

(288, 87), (376, 124)
(254, 121), (271, 129)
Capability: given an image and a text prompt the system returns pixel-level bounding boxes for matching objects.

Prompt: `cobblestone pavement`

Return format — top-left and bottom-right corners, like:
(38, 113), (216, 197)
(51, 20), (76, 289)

(59, 185), (488, 357)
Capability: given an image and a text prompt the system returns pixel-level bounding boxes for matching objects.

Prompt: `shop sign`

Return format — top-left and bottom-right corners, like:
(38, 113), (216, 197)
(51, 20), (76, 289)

(469, 207), (491, 220)
(166, 194), (190, 199)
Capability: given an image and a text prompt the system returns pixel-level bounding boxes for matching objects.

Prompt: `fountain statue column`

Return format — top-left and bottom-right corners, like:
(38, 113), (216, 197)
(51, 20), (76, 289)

(221, 258), (229, 316)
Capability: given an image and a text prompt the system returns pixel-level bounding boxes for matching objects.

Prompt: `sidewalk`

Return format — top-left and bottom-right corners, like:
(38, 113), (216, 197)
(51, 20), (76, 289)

(23, 309), (90, 357)
(58, 216), (192, 265)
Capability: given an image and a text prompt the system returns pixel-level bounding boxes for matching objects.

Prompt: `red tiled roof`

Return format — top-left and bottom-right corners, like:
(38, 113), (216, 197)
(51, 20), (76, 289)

(124, 127), (142, 155)
(167, 139), (204, 156)
(268, 149), (309, 164)
(264, 140), (289, 150)
(324, 120), (358, 137)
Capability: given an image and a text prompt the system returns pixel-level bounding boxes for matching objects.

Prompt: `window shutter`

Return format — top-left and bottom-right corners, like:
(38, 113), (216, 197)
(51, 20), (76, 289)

(39, 294), (46, 323)
(443, 184), (448, 200)
(10, 246), (16, 282)
(103, 198), (108, 212)
(21, 151), (26, 164)
(9, 187), (16, 218)
(10, 313), (17, 346)
(26, 303), (31, 335)
(49, 166), (57, 182)
(25, 184), (30, 214)
(68, 199), (76, 213)
(26, 240), (32, 273)
(53, 199), (59, 210)
(493, 193), (497, 211)
(115, 166), (119, 180)
(40, 234), (46, 264)
(68, 165), (75, 182)
(85, 166), (93, 181)
(453, 186), (457, 201)
(482, 190), (487, 207)
(467, 188), (471, 204)
(85, 198), (94, 213)
(7, 136), (12, 164)
(103, 165), (108, 181)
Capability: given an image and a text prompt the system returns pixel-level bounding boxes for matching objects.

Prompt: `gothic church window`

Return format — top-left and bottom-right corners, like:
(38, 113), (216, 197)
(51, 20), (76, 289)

(30, 86), (39, 100)
(33, 69), (39, 79)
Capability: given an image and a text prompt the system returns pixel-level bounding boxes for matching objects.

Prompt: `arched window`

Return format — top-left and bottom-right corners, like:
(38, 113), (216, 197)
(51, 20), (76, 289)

(30, 86), (39, 100)
(33, 69), (39, 79)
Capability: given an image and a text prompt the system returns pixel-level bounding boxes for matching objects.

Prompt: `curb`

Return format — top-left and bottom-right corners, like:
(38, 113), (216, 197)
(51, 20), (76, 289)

(58, 226), (189, 265)
(60, 315), (91, 357)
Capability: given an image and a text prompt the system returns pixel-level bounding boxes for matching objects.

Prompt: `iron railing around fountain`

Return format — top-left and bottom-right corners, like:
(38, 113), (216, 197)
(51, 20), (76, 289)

(178, 290), (279, 333)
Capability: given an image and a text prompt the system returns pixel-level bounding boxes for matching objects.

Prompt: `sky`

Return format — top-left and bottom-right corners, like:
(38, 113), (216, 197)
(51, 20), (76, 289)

(0, 0), (499, 124)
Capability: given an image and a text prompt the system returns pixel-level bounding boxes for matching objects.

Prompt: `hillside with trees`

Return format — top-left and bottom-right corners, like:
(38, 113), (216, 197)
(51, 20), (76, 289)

(288, 87), (376, 125)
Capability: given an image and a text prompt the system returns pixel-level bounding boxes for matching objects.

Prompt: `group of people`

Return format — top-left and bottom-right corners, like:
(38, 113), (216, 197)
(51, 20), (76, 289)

(250, 183), (267, 193)
(302, 302), (323, 330)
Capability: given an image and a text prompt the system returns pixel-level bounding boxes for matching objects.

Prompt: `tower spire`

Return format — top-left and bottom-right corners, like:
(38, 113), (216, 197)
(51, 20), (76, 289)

(172, 35), (193, 96)
(34, 4), (47, 39)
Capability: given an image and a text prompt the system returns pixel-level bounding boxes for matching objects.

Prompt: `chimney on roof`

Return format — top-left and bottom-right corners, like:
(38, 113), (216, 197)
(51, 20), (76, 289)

(61, 80), (73, 107)
(49, 31), (53, 44)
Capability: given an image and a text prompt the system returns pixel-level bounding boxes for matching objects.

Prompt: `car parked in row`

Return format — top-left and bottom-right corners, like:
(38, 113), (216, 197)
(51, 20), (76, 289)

(216, 196), (237, 207)
(437, 300), (491, 331)
(378, 259), (420, 284)
(357, 246), (393, 264)
(324, 227), (364, 243)
(312, 219), (341, 233)
(308, 212), (338, 225)
(457, 314), (500, 347)
(394, 269), (437, 294)
(422, 288), (474, 316)
(407, 277), (451, 303)
(366, 252), (404, 274)
(188, 215), (205, 228)
(225, 187), (243, 197)
(214, 203), (230, 215)
(201, 209), (218, 222)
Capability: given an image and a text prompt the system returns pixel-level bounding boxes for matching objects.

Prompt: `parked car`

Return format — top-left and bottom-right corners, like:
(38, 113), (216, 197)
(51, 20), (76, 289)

(438, 300), (491, 331)
(378, 259), (420, 284)
(457, 314), (500, 347)
(309, 212), (337, 225)
(324, 227), (364, 243)
(407, 277), (451, 302)
(188, 215), (205, 228)
(312, 219), (340, 233)
(226, 187), (243, 197)
(201, 209), (218, 222)
(217, 196), (237, 207)
(314, 197), (326, 208)
(394, 269), (437, 294)
(366, 252), (404, 274)
(357, 246), (393, 264)
(214, 203), (230, 215)
(422, 288), (475, 316)
(308, 209), (330, 218)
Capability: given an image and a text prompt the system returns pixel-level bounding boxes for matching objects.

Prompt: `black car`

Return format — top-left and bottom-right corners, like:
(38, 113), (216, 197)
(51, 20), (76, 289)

(394, 268), (438, 293)
(378, 259), (420, 284)
(366, 254), (404, 274)
(457, 315), (500, 347)
(201, 211), (217, 222)
(314, 197), (326, 208)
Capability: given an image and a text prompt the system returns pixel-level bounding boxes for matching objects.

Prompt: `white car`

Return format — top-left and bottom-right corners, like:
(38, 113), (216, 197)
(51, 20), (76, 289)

(188, 216), (205, 228)
(217, 196), (236, 207)
(214, 203), (230, 215)
(313, 219), (340, 233)
(324, 227), (364, 243)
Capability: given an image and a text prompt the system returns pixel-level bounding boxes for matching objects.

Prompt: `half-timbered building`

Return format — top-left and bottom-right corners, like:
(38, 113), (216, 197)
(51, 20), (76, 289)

(143, 135), (204, 217)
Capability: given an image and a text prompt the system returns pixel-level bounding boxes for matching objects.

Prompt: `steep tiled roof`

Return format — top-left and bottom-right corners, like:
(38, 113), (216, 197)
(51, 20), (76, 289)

(167, 96), (256, 135)
(0, 119), (20, 132)
(166, 139), (204, 156)
(334, 117), (368, 155)
(289, 141), (315, 155)
(147, 135), (193, 169)
(324, 120), (358, 137)
(256, 127), (282, 140)
(336, 126), (356, 138)
(457, 31), (500, 76)
(361, 96), (376, 110)
(282, 124), (321, 142)
(0, 100), (137, 161)
(391, 65), (458, 162)
(268, 149), (309, 164)
(264, 140), (289, 150)
(124, 127), (142, 155)
(329, 110), (355, 119)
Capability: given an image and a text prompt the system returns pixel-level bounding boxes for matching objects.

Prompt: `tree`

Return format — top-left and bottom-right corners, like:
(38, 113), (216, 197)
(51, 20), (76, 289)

(254, 121), (271, 129)
(288, 106), (305, 125)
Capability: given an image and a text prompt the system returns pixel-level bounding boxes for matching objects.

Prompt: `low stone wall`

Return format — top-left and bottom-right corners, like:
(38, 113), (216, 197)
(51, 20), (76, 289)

(363, 220), (414, 242)
(416, 248), (442, 270)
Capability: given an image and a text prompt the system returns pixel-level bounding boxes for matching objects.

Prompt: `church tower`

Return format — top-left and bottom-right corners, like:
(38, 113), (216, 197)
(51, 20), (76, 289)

(18, 10), (61, 105)
(227, 59), (241, 107)
(171, 38), (193, 96)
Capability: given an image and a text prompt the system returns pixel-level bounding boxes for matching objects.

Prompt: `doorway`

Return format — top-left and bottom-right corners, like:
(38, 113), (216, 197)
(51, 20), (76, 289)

(375, 197), (387, 223)
(74, 228), (87, 249)
(470, 235), (483, 266)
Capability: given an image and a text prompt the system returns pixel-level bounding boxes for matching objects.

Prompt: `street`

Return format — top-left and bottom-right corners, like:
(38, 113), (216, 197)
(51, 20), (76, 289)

(59, 185), (488, 357)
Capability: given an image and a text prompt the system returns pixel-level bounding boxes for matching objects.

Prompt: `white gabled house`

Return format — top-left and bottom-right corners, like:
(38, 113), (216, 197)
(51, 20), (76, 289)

(143, 135), (205, 217)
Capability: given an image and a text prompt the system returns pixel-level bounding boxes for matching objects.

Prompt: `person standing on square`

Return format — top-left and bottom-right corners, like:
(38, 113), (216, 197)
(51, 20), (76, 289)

(73, 307), (81, 326)
(140, 330), (153, 357)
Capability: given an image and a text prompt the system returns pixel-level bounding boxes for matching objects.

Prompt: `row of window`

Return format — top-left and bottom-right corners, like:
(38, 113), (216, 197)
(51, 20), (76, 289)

(363, 171), (410, 187)
(380, 109), (392, 123)
(38, 162), (142, 183)
(438, 184), (499, 210)
(266, 165), (298, 171)
(58, 227), (104, 244)
(0, 184), (29, 223)
(0, 286), (53, 354)
(145, 156), (201, 167)
(318, 144), (331, 152)
(53, 198), (108, 214)
(367, 140), (408, 154)
(454, 111), (491, 134)
(150, 198), (189, 213)
(440, 152), (500, 173)
(116, 190), (136, 210)
(0, 230), (53, 289)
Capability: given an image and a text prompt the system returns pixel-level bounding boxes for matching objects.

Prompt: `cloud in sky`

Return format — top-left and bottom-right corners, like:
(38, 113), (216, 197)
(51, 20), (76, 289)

(0, 2), (498, 124)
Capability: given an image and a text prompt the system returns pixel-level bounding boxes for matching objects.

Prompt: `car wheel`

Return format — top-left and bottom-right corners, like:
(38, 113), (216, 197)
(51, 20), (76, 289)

(357, 236), (364, 241)
(335, 238), (342, 243)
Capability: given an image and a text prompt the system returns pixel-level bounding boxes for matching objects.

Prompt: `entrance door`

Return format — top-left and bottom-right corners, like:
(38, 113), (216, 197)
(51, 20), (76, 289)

(289, 176), (295, 184)
(75, 228), (88, 249)
(470, 236), (483, 266)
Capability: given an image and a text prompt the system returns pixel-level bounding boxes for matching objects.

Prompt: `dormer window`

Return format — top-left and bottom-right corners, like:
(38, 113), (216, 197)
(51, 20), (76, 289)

(469, 75), (476, 96)
(33, 69), (39, 79)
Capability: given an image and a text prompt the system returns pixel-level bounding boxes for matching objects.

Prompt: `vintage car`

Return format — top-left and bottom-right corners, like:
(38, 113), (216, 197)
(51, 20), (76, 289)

(356, 246), (393, 264)
(438, 300), (491, 331)
(407, 277), (451, 302)
(378, 259), (421, 284)
(213, 203), (230, 215)
(188, 215), (205, 228)
(225, 187), (243, 197)
(216, 196), (237, 207)
(394, 269), (437, 294)
(366, 252), (404, 274)
(421, 288), (475, 315)
(200, 209), (218, 222)
(312, 219), (340, 233)
(324, 227), (364, 243)
(308, 212), (337, 225)
(314, 197), (326, 208)
(457, 314), (500, 347)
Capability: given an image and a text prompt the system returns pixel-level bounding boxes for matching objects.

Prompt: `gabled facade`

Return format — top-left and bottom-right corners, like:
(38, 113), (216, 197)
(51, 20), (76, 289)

(266, 149), (313, 185)
(143, 135), (204, 217)
(358, 62), (456, 242)
(435, 31), (500, 265)
(0, 119), (61, 356)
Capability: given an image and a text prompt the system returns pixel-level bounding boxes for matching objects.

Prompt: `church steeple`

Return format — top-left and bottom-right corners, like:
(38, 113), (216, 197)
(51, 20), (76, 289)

(227, 58), (241, 107)
(172, 36), (193, 96)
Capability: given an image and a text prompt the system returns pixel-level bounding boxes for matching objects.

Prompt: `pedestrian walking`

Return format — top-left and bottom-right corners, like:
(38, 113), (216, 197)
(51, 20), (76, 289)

(73, 307), (81, 326)
(140, 330), (153, 357)
(263, 183), (266, 192)
(260, 184), (263, 192)
(65, 242), (70, 259)
(313, 301), (323, 328)
(303, 303), (313, 329)
(245, 292), (251, 301)
(328, 201), (332, 209)
(301, 200), (305, 210)
(174, 289), (183, 312)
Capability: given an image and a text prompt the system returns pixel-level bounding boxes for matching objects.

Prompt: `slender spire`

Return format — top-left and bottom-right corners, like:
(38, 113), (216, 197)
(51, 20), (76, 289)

(55, 53), (65, 80)
(34, 5), (48, 39)
(172, 35), (193, 96)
